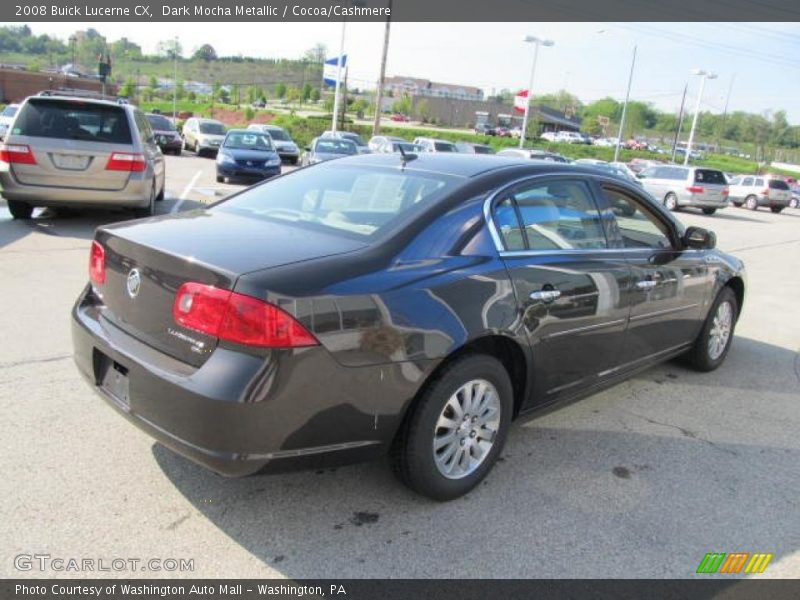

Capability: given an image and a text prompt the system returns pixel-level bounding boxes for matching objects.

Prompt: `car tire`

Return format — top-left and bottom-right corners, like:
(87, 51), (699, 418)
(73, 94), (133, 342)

(290, 157), (298, 165)
(702, 208), (716, 215)
(664, 193), (679, 211)
(790, 197), (798, 209)
(7, 199), (34, 219)
(770, 206), (783, 214)
(391, 354), (513, 501)
(684, 286), (738, 372)
(132, 182), (156, 218)
(732, 201), (742, 207)
(216, 175), (224, 183)
(155, 183), (165, 202)
(745, 195), (759, 210)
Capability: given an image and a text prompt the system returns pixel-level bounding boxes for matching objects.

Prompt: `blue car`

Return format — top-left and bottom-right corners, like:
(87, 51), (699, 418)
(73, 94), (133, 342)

(216, 129), (282, 183)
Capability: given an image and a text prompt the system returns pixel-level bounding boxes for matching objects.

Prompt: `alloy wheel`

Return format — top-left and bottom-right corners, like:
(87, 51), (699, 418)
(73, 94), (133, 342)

(433, 379), (501, 480)
(708, 300), (733, 361)
(665, 194), (678, 211)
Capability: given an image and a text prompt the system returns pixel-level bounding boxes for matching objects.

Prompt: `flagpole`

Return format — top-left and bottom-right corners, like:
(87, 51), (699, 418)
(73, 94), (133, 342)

(331, 21), (346, 133)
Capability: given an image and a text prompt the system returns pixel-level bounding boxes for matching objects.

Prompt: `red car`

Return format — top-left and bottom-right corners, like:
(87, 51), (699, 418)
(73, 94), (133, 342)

(390, 113), (410, 122)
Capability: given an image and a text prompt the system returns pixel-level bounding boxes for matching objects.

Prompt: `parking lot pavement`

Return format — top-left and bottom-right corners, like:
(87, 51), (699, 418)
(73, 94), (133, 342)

(1, 166), (799, 579)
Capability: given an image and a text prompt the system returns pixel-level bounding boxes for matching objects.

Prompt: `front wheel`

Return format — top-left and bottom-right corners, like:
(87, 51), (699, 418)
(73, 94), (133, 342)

(391, 354), (513, 501)
(745, 195), (759, 211)
(664, 193), (679, 211)
(7, 199), (34, 219)
(702, 208), (717, 215)
(684, 287), (738, 372)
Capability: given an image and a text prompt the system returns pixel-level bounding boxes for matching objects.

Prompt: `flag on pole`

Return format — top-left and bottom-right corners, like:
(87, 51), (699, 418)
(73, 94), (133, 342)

(323, 55), (348, 86)
(513, 90), (529, 113)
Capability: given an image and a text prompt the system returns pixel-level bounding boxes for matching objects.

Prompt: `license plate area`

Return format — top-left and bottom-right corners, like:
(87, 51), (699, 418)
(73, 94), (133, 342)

(52, 153), (90, 170)
(94, 350), (130, 410)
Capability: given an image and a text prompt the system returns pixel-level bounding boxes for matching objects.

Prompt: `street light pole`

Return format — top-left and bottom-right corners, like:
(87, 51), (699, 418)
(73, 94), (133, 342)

(613, 44), (637, 163)
(372, 0), (392, 136)
(331, 21), (347, 133)
(684, 69), (717, 166)
(519, 36), (554, 149)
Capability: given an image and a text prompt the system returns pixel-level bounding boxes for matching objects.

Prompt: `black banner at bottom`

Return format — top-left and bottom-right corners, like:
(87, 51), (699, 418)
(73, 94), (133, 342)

(3, 579), (800, 600)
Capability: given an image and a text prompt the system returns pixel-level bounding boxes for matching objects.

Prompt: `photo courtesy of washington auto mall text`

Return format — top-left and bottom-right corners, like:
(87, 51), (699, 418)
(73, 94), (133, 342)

(1, 0), (799, 598)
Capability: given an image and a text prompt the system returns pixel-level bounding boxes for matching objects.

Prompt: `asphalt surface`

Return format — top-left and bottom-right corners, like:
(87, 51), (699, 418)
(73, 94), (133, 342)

(1, 154), (798, 579)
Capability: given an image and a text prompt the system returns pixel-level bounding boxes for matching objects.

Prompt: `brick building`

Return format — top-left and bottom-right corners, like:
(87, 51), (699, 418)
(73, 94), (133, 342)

(0, 69), (114, 103)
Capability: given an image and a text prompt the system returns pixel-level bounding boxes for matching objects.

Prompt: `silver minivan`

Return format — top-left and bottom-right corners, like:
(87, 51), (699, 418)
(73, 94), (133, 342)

(0, 93), (165, 219)
(727, 175), (791, 213)
(638, 165), (729, 215)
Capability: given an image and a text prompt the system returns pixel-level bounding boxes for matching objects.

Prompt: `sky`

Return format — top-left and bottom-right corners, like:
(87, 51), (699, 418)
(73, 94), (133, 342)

(24, 21), (800, 123)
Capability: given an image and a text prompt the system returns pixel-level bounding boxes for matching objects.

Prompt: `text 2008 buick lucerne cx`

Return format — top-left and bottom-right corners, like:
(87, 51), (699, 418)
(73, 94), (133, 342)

(72, 153), (745, 500)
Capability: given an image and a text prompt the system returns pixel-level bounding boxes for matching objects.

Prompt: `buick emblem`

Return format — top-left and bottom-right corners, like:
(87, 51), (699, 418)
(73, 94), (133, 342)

(126, 269), (142, 298)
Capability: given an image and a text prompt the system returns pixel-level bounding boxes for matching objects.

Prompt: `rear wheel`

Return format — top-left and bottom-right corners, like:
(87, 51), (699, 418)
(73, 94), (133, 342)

(290, 157), (298, 165)
(790, 197), (799, 209)
(391, 354), (513, 501)
(745, 195), (759, 210)
(702, 208), (717, 215)
(732, 201), (742, 207)
(684, 287), (738, 372)
(7, 199), (34, 219)
(664, 193), (679, 211)
(770, 206), (784, 214)
(216, 175), (224, 183)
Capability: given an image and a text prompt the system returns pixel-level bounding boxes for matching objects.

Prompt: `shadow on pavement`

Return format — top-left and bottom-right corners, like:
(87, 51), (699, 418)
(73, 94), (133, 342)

(152, 336), (800, 578)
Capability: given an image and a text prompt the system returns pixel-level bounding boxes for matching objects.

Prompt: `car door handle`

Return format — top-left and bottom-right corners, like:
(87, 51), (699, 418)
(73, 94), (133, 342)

(530, 289), (561, 303)
(636, 280), (657, 291)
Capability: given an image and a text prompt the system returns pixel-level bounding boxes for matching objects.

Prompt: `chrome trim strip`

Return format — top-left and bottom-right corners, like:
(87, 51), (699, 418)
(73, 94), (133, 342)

(629, 303), (700, 322)
(543, 318), (627, 339)
(597, 341), (693, 378)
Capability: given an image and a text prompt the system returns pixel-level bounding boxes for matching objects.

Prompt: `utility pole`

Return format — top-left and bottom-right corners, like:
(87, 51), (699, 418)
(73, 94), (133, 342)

(613, 45), (637, 163)
(331, 21), (347, 133)
(717, 74), (735, 153)
(172, 37), (178, 121)
(340, 67), (349, 132)
(684, 69), (717, 166)
(671, 83), (688, 163)
(372, 0), (392, 136)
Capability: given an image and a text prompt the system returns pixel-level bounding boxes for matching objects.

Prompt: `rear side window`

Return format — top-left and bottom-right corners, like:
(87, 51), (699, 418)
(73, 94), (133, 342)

(12, 99), (132, 144)
(505, 180), (607, 251)
(434, 142), (456, 152)
(742, 177), (754, 186)
(694, 169), (726, 185)
(768, 179), (789, 190)
(493, 198), (525, 251)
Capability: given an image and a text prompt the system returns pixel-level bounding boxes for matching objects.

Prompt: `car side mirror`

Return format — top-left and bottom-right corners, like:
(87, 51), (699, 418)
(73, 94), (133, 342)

(683, 226), (716, 250)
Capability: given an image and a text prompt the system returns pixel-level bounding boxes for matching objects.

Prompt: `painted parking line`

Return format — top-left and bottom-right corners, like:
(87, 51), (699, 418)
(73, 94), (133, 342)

(171, 169), (203, 214)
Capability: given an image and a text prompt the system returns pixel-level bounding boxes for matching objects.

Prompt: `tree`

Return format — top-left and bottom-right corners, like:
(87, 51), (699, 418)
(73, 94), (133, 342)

(286, 86), (301, 104)
(310, 88), (321, 103)
(391, 94), (412, 115)
(301, 83), (313, 104)
(119, 77), (136, 98)
(274, 82), (287, 99)
(303, 43), (327, 64)
(192, 44), (217, 62)
(581, 97), (621, 124)
(536, 89), (582, 113)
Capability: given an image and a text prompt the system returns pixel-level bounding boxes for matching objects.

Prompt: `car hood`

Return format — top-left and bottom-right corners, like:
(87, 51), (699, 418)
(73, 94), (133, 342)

(219, 147), (279, 161)
(100, 209), (367, 277)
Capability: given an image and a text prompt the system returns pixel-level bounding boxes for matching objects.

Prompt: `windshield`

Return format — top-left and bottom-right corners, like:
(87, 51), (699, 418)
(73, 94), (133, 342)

(265, 127), (290, 141)
(223, 131), (274, 151)
(434, 142), (457, 152)
(694, 169), (726, 185)
(315, 139), (357, 155)
(342, 133), (367, 147)
(146, 114), (175, 131)
(12, 99), (131, 143)
(215, 164), (460, 238)
(2, 105), (18, 117)
(394, 142), (419, 152)
(199, 122), (226, 135)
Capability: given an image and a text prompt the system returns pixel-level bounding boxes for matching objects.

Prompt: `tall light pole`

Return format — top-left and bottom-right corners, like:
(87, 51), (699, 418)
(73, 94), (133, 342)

(331, 22), (347, 133)
(372, 0), (392, 136)
(519, 35), (554, 149)
(613, 45), (636, 163)
(172, 37), (179, 121)
(684, 69), (717, 166)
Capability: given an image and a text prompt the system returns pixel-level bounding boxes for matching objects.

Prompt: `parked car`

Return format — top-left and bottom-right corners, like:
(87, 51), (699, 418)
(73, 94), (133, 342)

(637, 165), (729, 214)
(0, 93), (165, 219)
(456, 142), (494, 154)
(789, 183), (799, 209)
(251, 99), (266, 109)
(368, 135), (404, 153)
(556, 131), (589, 144)
(508, 127), (522, 139)
(413, 137), (458, 153)
(593, 137), (619, 148)
(497, 148), (570, 163)
(0, 103), (20, 139)
(376, 140), (421, 154)
(146, 113), (182, 155)
(390, 113), (410, 122)
(72, 153), (745, 501)
(727, 175), (792, 212)
(246, 124), (300, 164)
(182, 118), (226, 156)
(609, 161), (641, 182)
(494, 127), (511, 137)
(624, 139), (648, 151)
(215, 129), (281, 184)
(540, 131), (559, 142)
(321, 131), (370, 154)
(474, 123), (496, 136)
(628, 158), (663, 173)
(301, 136), (358, 165)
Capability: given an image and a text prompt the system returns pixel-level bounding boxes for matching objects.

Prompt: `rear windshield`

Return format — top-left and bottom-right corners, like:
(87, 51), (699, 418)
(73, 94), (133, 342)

(768, 179), (789, 190)
(199, 122), (225, 135)
(215, 164), (460, 239)
(315, 139), (357, 155)
(694, 169), (726, 185)
(472, 145), (493, 154)
(223, 131), (274, 151)
(12, 99), (131, 144)
(434, 142), (457, 152)
(146, 114), (175, 131)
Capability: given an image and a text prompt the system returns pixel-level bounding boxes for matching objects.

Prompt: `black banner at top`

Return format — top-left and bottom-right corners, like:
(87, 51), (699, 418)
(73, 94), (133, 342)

(3, 0), (800, 22)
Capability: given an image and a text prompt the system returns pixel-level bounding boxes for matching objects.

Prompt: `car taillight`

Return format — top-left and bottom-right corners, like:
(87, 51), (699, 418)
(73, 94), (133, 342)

(0, 143), (36, 164)
(172, 282), (319, 348)
(761, 188), (769, 195)
(105, 152), (146, 172)
(686, 186), (704, 194)
(89, 241), (105, 285)
(721, 187), (729, 197)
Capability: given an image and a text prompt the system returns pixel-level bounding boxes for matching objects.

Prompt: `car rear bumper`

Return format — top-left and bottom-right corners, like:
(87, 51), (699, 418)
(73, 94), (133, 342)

(677, 195), (729, 209)
(276, 150), (299, 161)
(0, 170), (151, 207)
(71, 286), (419, 477)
